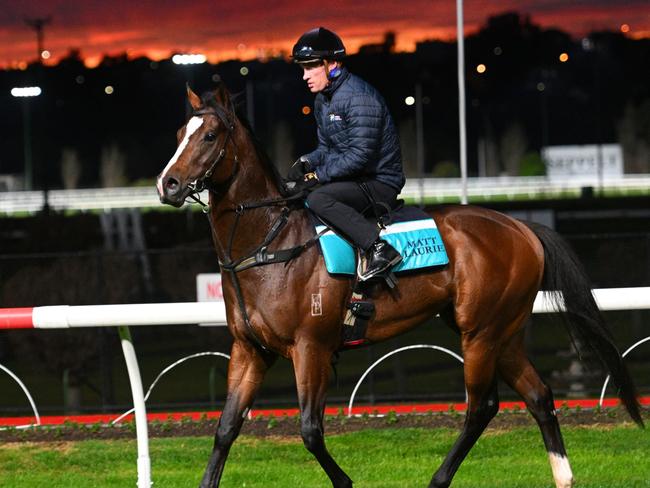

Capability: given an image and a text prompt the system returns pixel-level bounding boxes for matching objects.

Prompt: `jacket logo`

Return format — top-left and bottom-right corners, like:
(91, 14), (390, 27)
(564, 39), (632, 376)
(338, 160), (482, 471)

(329, 113), (343, 122)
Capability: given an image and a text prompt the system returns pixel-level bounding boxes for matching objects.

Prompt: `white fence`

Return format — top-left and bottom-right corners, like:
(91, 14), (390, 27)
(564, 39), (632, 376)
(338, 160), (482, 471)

(0, 287), (649, 487)
(1, 175), (649, 213)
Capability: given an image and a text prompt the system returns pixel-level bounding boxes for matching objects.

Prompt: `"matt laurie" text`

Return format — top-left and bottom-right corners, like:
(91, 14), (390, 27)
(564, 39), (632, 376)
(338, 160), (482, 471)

(403, 236), (445, 257)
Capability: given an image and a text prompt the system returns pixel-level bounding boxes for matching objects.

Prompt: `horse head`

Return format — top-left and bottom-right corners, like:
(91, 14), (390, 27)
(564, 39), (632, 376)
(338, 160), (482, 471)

(157, 84), (238, 207)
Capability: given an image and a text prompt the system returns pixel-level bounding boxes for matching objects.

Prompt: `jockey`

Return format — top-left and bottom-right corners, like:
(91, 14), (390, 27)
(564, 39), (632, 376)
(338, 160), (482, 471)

(288, 26), (406, 282)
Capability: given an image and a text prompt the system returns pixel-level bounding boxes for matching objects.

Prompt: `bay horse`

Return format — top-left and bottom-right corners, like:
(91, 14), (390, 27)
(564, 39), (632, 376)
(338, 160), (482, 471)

(157, 84), (642, 488)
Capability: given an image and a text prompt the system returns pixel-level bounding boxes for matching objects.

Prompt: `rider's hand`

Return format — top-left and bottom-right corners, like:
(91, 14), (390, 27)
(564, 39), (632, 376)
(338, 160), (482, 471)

(303, 172), (318, 184)
(285, 171), (319, 194)
(298, 172), (319, 191)
(287, 156), (311, 181)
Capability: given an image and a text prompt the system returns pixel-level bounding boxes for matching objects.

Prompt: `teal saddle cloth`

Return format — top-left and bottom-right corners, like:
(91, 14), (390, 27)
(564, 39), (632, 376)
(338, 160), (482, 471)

(314, 206), (449, 275)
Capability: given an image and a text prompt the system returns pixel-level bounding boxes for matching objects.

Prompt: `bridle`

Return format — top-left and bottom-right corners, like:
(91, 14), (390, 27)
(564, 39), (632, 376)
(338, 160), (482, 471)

(179, 102), (318, 354)
(185, 105), (239, 211)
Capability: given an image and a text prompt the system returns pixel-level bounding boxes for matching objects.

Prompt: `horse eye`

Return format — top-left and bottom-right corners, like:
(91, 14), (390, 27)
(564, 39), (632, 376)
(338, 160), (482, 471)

(204, 132), (216, 142)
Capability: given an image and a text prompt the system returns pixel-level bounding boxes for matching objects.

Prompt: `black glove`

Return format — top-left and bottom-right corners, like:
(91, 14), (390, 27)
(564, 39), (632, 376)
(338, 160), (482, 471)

(286, 172), (319, 195)
(287, 156), (311, 181)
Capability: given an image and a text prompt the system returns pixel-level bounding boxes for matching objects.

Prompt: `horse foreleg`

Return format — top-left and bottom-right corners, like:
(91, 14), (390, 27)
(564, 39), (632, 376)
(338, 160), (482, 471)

(498, 338), (574, 488)
(430, 342), (499, 488)
(199, 340), (276, 488)
(292, 341), (353, 488)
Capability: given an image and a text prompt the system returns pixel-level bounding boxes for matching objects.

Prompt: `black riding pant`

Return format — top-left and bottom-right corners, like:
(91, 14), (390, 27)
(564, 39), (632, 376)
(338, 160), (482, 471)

(306, 180), (398, 252)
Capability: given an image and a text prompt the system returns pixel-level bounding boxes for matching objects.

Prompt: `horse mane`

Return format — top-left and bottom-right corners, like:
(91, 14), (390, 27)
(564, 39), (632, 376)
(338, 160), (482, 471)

(200, 88), (291, 197)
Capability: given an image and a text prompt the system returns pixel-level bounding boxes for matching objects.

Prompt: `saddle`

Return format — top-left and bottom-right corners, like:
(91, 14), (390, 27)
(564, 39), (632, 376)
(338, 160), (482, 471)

(216, 187), (448, 350)
(311, 193), (449, 348)
(313, 204), (449, 278)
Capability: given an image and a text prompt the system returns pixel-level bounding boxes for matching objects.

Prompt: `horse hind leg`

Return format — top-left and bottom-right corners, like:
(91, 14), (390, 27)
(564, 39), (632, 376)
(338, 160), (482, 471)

(429, 338), (500, 488)
(498, 333), (574, 488)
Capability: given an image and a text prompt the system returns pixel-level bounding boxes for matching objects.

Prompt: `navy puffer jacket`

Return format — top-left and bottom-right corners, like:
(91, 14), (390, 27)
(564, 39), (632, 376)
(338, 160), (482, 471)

(305, 68), (405, 191)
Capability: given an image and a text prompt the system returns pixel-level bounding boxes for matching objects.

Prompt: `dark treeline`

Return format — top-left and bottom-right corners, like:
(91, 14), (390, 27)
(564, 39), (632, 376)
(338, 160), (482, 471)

(1, 12), (649, 190)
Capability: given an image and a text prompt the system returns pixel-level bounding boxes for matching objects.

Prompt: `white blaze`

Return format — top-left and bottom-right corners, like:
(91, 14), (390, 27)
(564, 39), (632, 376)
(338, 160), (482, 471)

(548, 452), (573, 488)
(157, 116), (204, 195)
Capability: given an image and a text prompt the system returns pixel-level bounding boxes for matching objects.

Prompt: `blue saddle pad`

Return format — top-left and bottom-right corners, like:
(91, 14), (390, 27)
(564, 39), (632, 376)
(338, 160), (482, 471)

(315, 206), (449, 275)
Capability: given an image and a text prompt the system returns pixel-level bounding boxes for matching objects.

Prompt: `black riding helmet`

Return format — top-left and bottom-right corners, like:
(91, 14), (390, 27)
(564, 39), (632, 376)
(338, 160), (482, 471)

(292, 27), (346, 63)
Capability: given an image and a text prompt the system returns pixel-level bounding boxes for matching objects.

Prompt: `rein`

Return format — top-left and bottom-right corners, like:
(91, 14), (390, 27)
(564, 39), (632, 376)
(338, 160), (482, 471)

(185, 105), (322, 353)
(218, 195), (328, 274)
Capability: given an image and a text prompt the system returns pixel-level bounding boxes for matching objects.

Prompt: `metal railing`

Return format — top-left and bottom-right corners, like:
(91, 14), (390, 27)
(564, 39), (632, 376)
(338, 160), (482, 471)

(1, 175), (649, 214)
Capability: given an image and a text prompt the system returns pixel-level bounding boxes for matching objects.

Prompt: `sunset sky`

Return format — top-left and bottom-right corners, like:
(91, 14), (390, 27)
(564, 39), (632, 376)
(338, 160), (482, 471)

(1, 0), (649, 68)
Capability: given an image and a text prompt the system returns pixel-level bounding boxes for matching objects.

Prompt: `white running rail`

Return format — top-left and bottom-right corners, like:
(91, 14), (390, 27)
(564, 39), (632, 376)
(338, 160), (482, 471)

(0, 286), (648, 486)
(1, 175), (649, 213)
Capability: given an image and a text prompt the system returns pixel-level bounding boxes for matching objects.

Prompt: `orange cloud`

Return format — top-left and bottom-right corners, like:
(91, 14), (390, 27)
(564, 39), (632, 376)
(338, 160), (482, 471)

(0, 0), (648, 68)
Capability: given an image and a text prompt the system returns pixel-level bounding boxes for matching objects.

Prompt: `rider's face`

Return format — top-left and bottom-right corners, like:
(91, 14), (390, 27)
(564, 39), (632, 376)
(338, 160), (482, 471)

(301, 60), (335, 93)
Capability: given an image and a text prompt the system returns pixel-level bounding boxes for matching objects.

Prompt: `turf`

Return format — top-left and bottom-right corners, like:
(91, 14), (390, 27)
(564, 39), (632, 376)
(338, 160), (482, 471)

(0, 425), (648, 487)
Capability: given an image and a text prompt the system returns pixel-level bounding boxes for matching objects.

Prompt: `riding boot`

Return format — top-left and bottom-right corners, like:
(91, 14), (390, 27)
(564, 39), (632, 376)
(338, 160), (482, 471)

(358, 239), (402, 281)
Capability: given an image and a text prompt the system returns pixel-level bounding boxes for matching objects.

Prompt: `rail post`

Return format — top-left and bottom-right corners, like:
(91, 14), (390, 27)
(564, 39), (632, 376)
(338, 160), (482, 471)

(118, 325), (151, 488)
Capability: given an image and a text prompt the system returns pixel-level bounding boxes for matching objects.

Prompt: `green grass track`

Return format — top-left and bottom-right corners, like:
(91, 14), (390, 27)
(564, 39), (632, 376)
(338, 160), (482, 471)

(0, 425), (648, 487)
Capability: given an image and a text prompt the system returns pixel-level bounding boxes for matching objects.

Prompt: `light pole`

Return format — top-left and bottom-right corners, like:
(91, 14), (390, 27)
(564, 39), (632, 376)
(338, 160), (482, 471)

(11, 86), (42, 191)
(456, 0), (468, 204)
(404, 93), (425, 203)
(537, 78), (549, 150)
(240, 66), (255, 130)
(415, 83), (425, 181)
(24, 16), (52, 64)
(474, 63), (488, 177)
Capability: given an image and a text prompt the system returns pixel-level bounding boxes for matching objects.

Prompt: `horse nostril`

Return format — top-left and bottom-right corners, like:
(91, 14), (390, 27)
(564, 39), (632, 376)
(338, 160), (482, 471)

(165, 177), (180, 194)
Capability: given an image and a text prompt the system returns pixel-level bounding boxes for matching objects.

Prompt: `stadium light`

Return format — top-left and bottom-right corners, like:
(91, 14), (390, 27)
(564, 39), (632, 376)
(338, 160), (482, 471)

(11, 86), (42, 191)
(172, 54), (206, 65)
(11, 86), (42, 97)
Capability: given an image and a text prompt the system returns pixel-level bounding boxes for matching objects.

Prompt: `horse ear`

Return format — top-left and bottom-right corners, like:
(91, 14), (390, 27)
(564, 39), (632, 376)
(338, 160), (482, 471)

(213, 82), (231, 106)
(186, 83), (202, 111)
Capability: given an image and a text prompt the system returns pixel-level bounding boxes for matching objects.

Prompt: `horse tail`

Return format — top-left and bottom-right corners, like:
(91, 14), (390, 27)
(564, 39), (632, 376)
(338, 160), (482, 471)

(526, 221), (644, 427)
